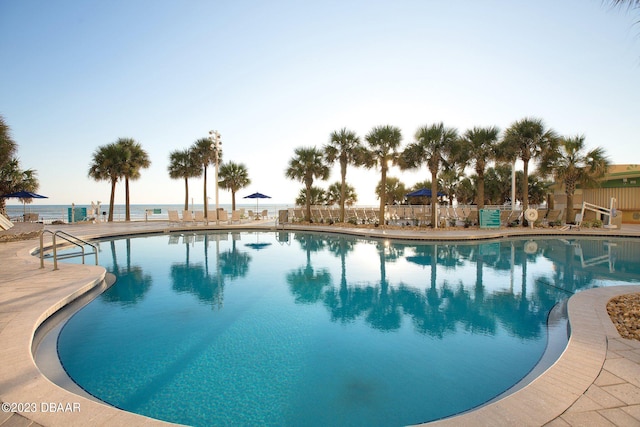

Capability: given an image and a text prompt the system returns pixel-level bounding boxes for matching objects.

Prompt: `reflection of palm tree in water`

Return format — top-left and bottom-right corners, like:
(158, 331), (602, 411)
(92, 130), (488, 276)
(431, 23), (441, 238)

(102, 238), (152, 306)
(287, 234), (331, 304)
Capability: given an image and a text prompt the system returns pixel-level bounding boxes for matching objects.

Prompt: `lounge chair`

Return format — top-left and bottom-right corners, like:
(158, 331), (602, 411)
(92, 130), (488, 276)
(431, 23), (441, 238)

(261, 209), (268, 220)
(168, 210), (180, 223)
(194, 210), (206, 223)
(218, 210), (229, 223)
(0, 213), (14, 231)
(23, 213), (39, 222)
(182, 210), (194, 222)
(231, 210), (241, 224)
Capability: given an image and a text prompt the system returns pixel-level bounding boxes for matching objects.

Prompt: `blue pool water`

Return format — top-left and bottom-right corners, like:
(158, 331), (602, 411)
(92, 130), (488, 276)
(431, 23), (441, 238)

(56, 232), (640, 426)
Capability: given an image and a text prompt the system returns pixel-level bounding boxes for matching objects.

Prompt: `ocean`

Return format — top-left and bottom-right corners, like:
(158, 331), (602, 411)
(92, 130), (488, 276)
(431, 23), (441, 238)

(3, 203), (294, 223)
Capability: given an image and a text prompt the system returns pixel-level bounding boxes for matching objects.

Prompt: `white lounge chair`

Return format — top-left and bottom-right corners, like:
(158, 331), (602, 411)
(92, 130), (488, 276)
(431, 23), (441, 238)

(231, 210), (241, 224)
(182, 210), (194, 222)
(194, 210), (206, 223)
(0, 213), (14, 231)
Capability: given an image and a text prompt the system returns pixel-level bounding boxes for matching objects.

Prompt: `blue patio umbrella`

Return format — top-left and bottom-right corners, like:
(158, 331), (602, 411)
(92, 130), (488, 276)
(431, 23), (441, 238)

(405, 188), (445, 198)
(243, 192), (271, 213)
(1, 190), (48, 215)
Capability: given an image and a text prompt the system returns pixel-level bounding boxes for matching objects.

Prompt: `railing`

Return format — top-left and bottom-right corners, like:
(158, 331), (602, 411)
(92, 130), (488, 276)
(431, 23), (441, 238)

(40, 230), (99, 270)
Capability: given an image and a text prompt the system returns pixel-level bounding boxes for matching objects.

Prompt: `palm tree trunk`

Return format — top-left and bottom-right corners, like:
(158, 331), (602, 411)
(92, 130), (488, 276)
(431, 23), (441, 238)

(231, 190), (236, 211)
(108, 179), (117, 222)
(305, 184), (312, 222)
(521, 159), (530, 227)
(183, 177), (189, 211)
(340, 161), (347, 222)
(125, 177), (131, 221)
(379, 165), (387, 226)
(522, 159), (529, 209)
(566, 192), (574, 224)
(477, 174), (485, 209)
(203, 167), (208, 219)
(431, 170), (438, 227)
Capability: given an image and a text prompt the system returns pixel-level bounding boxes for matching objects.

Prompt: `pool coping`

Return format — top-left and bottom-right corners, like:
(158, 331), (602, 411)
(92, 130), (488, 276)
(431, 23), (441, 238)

(2, 221), (640, 426)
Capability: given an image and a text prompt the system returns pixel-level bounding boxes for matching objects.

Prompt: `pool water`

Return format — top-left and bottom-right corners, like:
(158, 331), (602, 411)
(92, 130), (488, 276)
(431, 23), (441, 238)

(56, 232), (640, 426)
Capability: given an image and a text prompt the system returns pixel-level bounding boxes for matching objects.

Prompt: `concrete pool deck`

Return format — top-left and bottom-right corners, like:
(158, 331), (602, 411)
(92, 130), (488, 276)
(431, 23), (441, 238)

(1, 220), (640, 426)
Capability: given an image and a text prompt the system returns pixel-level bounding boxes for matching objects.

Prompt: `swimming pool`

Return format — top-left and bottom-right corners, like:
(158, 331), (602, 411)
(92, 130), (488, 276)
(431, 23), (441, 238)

(55, 232), (640, 426)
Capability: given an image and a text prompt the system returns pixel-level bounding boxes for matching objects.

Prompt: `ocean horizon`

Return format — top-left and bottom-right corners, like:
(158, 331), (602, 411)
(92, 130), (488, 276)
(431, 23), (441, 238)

(3, 203), (299, 223)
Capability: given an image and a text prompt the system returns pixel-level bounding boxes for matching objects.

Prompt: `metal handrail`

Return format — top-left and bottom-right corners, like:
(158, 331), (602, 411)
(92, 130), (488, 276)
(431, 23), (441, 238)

(40, 230), (99, 270)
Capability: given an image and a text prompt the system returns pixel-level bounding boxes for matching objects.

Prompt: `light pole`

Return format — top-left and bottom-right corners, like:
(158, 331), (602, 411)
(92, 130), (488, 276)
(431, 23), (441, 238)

(209, 130), (222, 223)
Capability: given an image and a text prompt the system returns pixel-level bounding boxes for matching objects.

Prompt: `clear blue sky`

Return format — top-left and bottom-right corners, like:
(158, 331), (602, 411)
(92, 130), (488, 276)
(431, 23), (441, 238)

(1, 0), (638, 207)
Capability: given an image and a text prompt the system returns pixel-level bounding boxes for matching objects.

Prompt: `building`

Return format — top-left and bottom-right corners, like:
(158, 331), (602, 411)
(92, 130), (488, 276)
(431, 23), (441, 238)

(552, 164), (640, 224)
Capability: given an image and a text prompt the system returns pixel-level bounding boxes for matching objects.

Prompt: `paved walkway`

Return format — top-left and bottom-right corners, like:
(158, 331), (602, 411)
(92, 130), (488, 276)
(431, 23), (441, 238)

(1, 220), (640, 426)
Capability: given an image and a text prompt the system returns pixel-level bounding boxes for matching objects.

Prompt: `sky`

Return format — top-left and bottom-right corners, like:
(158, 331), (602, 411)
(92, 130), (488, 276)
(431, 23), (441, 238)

(1, 0), (639, 207)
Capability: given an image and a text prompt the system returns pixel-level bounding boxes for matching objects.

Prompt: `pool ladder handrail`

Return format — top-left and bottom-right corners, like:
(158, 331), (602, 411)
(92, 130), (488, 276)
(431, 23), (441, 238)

(39, 230), (99, 270)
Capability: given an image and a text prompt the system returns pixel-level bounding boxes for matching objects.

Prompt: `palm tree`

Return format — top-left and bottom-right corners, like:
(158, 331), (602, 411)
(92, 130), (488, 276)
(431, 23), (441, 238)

(326, 181), (357, 207)
(88, 142), (127, 222)
(324, 128), (362, 222)
(117, 138), (151, 221)
(285, 147), (330, 222)
(375, 176), (406, 206)
(456, 177), (476, 205)
(295, 186), (326, 207)
(539, 135), (610, 223)
(0, 115), (16, 168)
(401, 122), (458, 227)
(168, 149), (201, 211)
(363, 125), (402, 226)
(218, 161), (251, 211)
(454, 126), (500, 209)
(500, 118), (557, 217)
(0, 158), (39, 215)
(438, 168), (462, 206)
(191, 137), (221, 220)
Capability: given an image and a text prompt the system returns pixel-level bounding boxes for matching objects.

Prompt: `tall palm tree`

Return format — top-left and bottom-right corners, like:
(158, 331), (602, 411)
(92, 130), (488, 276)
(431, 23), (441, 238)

(324, 128), (362, 222)
(117, 138), (151, 221)
(168, 149), (201, 211)
(88, 142), (127, 222)
(500, 117), (558, 216)
(218, 161), (251, 211)
(454, 126), (500, 209)
(191, 137), (221, 220)
(539, 135), (610, 223)
(285, 147), (330, 222)
(401, 122), (457, 227)
(363, 125), (402, 226)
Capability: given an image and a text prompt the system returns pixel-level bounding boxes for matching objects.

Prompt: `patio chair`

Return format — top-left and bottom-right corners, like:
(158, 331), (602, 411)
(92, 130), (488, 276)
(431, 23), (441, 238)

(182, 210), (194, 223)
(261, 209), (268, 220)
(218, 210), (229, 223)
(0, 213), (14, 231)
(168, 210), (180, 223)
(231, 210), (242, 224)
(194, 210), (206, 223)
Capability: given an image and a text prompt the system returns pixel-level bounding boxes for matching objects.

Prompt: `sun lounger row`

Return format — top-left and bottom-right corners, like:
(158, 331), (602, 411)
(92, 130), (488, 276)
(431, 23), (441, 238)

(167, 209), (244, 224)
